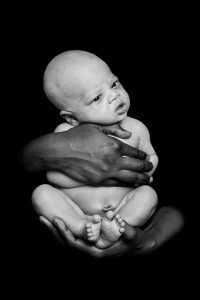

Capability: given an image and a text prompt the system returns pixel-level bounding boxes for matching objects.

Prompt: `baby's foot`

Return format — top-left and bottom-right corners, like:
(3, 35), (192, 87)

(96, 211), (125, 249)
(81, 215), (101, 243)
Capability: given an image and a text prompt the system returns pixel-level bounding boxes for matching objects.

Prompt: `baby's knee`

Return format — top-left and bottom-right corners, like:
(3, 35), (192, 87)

(32, 184), (54, 211)
(139, 185), (158, 209)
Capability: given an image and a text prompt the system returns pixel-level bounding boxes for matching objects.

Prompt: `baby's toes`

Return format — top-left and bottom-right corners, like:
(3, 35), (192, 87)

(115, 214), (123, 223)
(118, 217), (123, 224)
(86, 223), (92, 236)
(115, 214), (120, 221)
(121, 221), (125, 227)
(92, 214), (101, 223)
(86, 222), (91, 230)
(105, 210), (114, 221)
(115, 214), (124, 225)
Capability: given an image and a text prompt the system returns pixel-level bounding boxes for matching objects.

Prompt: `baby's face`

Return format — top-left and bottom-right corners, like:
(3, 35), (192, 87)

(65, 60), (130, 125)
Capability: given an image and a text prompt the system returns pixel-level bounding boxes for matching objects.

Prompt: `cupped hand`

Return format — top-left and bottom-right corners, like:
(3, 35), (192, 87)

(39, 216), (145, 258)
(39, 206), (184, 258)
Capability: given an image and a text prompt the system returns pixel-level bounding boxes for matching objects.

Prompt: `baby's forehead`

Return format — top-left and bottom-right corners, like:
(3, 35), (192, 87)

(62, 55), (108, 75)
(58, 56), (111, 84)
(53, 51), (103, 68)
(44, 51), (113, 108)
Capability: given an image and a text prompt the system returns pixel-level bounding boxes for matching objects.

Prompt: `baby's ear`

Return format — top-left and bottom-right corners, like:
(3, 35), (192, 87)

(60, 110), (79, 126)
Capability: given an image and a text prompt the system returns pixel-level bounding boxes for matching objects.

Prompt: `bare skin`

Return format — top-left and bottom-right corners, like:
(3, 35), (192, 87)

(39, 206), (184, 258)
(23, 124), (184, 256)
(96, 212), (125, 249)
(82, 212), (142, 247)
(82, 215), (101, 242)
(22, 123), (153, 187)
(25, 124), (154, 248)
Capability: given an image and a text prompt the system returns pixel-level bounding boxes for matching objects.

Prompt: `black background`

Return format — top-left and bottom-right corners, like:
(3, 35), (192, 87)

(7, 14), (195, 296)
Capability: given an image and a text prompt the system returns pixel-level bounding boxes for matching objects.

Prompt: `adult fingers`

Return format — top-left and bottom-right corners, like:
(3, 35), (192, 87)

(53, 218), (77, 247)
(53, 218), (103, 257)
(39, 216), (52, 229)
(99, 239), (131, 258)
(115, 170), (151, 185)
(73, 238), (130, 258)
(39, 216), (65, 245)
(120, 143), (149, 160)
(100, 124), (132, 139)
(121, 156), (153, 172)
(73, 239), (103, 258)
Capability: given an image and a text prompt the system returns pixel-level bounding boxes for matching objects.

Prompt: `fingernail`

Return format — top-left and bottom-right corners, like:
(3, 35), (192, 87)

(146, 155), (150, 161)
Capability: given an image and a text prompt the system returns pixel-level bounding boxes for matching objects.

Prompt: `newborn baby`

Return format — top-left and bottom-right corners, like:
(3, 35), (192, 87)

(32, 50), (158, 248)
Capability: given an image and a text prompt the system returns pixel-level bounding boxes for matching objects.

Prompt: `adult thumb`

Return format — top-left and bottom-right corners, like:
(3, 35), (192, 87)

(101, 124), (132, 139)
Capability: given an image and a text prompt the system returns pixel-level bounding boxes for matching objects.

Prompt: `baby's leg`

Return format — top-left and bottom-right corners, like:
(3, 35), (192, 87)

(117, 185), (158, 240)
(32, 184), (101, 242)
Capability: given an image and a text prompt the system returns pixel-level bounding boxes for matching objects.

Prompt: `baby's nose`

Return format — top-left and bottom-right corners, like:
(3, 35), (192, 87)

(107, 91), (119, 104)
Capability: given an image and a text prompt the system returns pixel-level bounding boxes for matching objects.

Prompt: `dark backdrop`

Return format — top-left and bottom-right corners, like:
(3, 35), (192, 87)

(9, 24), (193, 294)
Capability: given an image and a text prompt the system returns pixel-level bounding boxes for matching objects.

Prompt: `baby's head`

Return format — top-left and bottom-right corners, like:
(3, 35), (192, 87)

(44, 50), (130, 126)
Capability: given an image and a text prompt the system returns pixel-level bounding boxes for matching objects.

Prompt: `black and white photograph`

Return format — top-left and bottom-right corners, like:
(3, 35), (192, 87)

(8, 13), (194, 296)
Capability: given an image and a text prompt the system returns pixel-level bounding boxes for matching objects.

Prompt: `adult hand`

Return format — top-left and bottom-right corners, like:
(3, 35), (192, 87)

(39, 206), (184, 258)
(23, 123), (153, 186)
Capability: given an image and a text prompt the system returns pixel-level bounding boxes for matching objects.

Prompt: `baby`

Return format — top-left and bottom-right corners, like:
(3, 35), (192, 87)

(32, 50), (159, 249)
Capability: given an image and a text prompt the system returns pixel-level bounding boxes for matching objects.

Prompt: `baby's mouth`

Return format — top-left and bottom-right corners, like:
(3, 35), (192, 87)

(115, 101), (127, 114)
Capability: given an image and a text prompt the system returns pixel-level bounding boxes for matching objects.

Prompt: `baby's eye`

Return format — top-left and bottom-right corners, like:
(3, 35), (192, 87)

(93, 94), (102, 102)
(111, 80), (120, 89)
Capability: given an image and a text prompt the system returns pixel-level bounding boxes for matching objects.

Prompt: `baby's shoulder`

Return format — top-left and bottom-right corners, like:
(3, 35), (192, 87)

(54, 122), (73, 133)
(121, 116), (148, 135)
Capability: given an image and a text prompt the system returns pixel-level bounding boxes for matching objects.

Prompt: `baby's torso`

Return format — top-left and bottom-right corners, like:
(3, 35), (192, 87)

(61, 185), (133, 216)
(47, 117), (140, 216)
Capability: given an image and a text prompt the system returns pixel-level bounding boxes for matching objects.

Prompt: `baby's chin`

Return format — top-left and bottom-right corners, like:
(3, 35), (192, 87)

(101, 115), (128, 126)
(115, 111), (128, 122)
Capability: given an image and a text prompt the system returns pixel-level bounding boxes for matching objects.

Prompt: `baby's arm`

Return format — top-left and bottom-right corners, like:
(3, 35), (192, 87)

(136, 121), (158, 176)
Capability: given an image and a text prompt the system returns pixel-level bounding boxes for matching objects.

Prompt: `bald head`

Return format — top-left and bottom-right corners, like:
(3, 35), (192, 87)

(43, 50), (109, 110)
